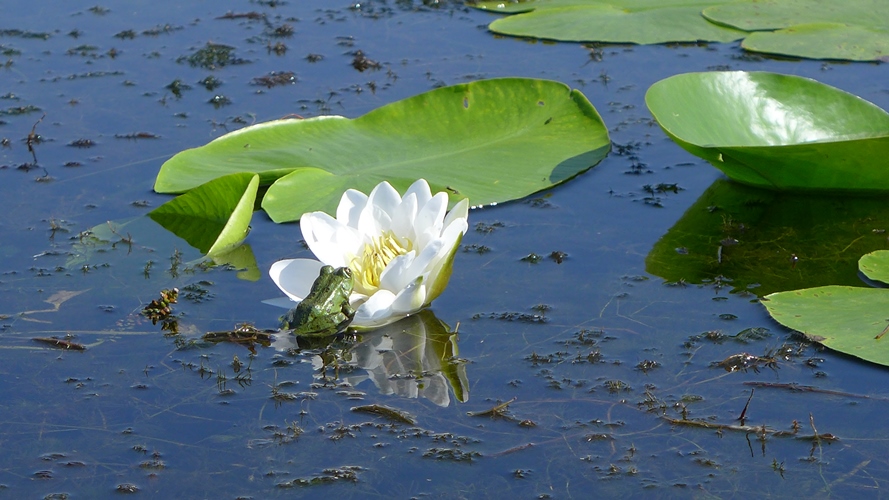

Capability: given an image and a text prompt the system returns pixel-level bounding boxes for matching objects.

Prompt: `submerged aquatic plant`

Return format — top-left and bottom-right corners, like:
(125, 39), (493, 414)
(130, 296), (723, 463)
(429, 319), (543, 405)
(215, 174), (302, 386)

(269, 179), (469, 329)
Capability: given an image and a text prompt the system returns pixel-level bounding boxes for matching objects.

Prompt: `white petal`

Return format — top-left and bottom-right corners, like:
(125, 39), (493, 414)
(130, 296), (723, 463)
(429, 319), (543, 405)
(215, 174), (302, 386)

(359, 181), (400, 234)
(268, 258), (325, 301)
(337, 188), (369, 228)
(403, 179), (432, 208)
(439, 212), (469, 250)
(381, 240), (442, 292)
(391, 192), (417, 239)
(378, 251), (417, 293)
(443, 198), (469, 234)
(300, 211), (335, 245)
(389, 277), (427, 314)
(369, 181), (403, 218)
(348, 292), (369, 309)
(352, 289), (398, 327)
(301, 212), (362, 267)
(413, 192), (447, 245)
(424, 225), (464, 304)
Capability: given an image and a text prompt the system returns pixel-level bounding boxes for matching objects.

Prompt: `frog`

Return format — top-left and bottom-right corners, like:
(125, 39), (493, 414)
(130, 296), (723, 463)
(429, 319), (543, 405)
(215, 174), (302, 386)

(280, 265), (355, 337)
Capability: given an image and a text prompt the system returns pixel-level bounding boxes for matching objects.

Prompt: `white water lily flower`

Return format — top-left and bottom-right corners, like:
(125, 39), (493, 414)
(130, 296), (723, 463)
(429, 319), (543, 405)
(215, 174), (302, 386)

(269, 179), (469, 329)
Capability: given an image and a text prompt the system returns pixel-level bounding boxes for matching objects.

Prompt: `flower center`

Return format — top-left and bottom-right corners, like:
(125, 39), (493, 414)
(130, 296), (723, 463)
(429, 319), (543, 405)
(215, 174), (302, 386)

(349, 230), (412, 294)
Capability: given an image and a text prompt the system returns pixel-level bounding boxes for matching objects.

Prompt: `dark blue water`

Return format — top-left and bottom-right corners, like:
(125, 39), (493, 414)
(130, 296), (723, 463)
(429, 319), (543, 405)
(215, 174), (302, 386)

(2, 1), (889, 497)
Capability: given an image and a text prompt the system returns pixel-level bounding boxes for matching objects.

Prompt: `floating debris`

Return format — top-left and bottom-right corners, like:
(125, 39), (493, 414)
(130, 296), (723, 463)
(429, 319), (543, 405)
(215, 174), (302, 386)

(179, 43), (249, 70)
(351, 50), (380, 72)
(68, 138), (96, 148)
(467, 397), (516, 418)
(142, 288), (178, 329)
(114, 132), (160, 139)
(351, 404), (416, 425)
(32, 336), (86, 350)
(251, 71), (296, 88)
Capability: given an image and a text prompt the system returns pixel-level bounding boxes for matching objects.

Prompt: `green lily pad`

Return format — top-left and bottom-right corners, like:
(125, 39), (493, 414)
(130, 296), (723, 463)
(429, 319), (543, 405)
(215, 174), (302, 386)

(703, 0), (886, 31)
(764, 251), (889, 367)
(858, 250), (889, 284)
(645, 71), (889, 192)
(703, 0), (889, 61)
(470, 0), (746, 44)
(149, 172), (258, 256)
(155, 78), (610, 223)
(742, 23), (889, 62)
(646, 179), (889, 296)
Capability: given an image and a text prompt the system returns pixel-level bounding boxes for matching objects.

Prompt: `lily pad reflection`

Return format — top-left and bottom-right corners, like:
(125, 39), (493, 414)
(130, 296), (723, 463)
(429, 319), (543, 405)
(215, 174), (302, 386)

(69, 215), (260, 282)
(273, 310), (468, 407)
(646, 179), (889, 296)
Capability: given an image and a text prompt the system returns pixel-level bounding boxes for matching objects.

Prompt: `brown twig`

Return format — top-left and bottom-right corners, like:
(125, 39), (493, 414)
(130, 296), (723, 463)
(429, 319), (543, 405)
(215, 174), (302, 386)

(738, 388), (754, 424)
(743, 381), (888, 401)
(33, 337), (85, 350)
(467, 397), (517, 418)
(663, 416), (838, 442)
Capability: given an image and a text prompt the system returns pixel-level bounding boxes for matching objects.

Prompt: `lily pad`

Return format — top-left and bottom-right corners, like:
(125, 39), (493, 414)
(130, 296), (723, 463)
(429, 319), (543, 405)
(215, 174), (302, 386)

(858, 250), (889, 284)
(763, 251), (889, 367)
(646, 179), (889, 296)
(645, 71), (889, 192)
(742, 23), (889, 62)
(149, 172), (259, 256)
(703, 0), (889, 61)
(470, 0), (746, 44)
(155, 78), (610, 223)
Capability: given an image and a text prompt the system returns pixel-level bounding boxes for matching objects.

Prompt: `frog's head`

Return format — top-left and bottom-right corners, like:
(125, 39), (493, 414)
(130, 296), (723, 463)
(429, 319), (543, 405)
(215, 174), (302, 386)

(334, 266), (354, 294)
(334, 266), (353, 280)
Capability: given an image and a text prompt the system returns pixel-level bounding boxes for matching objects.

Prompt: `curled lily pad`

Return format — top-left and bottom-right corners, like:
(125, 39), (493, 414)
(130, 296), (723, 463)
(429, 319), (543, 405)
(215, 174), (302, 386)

(470, 0), (746, 44)
(645, 71), (889, 192)
(154, 78), (610, 222)
(149, 172), (258, 256)
(859, 250), (889, 284)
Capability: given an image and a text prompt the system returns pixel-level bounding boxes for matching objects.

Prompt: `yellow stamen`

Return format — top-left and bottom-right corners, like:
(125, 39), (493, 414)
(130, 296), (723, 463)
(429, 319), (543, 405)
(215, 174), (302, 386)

(349, 231), (412, 294)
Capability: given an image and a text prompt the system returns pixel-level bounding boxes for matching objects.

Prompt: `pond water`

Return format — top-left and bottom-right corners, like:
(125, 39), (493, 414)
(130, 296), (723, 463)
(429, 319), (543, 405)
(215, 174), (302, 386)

(3, 1), (889, 497)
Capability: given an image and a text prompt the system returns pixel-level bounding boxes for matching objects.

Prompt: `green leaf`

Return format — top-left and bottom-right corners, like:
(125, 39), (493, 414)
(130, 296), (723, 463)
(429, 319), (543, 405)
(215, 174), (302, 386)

(645, 71), (889, 192)
(155, 78), (610, 222)
(858, 250), (889, 285)
(703, 0), (889, 61)
(470, 0), (746, 44)
(758, 244), (889, 368)
(703, 0), (887, 31)
(742, 23), (889, 62)
(149, 172), (259, 256)
(645, 179), (889, 296)
(763, 286), (889, 367)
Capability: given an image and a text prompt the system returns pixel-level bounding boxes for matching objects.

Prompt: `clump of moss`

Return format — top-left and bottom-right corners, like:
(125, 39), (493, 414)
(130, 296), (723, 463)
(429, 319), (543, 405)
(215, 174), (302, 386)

(179, 43), (249, 70)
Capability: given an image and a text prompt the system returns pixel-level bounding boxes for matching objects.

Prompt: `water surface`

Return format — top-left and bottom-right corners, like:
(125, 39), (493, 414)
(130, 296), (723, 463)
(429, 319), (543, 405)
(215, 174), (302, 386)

(2, 1), (889, 497)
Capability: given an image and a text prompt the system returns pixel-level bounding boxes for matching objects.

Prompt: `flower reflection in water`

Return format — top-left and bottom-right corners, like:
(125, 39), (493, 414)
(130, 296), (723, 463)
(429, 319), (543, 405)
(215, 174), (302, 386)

(272, 310), (468, 407)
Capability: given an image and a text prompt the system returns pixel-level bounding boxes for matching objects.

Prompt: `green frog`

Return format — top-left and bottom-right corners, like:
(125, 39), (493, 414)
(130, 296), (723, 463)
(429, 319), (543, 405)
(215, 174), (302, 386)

(280, 265), (355, 337)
